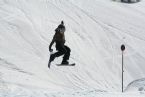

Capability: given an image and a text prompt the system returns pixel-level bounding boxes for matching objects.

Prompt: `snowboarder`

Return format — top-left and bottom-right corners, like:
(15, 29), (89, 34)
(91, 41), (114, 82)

(48, 21), (71, 68)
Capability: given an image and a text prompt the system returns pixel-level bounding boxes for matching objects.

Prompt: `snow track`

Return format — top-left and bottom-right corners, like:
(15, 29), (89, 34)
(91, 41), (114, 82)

(0, 0), (145, 96)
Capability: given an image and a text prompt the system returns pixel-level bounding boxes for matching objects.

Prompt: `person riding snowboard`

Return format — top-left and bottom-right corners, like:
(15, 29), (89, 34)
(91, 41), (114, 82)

(48, 21), (71, 68)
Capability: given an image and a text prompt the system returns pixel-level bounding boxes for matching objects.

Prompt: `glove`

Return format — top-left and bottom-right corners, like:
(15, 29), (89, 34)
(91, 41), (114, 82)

(49, 48), (53, 52)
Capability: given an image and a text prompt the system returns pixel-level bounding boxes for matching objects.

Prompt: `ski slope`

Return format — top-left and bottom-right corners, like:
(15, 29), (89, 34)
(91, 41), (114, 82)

(0, 0), (145, 96)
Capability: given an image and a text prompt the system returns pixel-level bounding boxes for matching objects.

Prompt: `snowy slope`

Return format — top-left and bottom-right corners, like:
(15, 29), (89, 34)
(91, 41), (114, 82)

(0, 0), (145, 96)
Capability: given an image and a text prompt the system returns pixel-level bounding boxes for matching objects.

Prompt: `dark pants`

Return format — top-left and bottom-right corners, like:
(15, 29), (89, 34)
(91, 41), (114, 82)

(52, 44), (71, 62)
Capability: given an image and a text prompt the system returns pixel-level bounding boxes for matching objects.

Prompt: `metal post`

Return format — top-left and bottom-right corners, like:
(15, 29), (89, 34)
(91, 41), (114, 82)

(121, 44), (125, 93)
(122, 51), (124, 92)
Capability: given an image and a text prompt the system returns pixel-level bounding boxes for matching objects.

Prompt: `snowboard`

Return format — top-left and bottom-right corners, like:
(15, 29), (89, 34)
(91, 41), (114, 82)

(56, 63), (75, 66)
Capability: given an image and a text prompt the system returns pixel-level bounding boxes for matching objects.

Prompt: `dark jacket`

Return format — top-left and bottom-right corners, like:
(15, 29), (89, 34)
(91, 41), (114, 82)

(49, 24), (66, 51)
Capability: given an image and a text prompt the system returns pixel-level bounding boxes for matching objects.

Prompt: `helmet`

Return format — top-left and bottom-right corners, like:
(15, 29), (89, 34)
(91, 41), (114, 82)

(55, 20), (65, 32)
(58, 20), (65, 29)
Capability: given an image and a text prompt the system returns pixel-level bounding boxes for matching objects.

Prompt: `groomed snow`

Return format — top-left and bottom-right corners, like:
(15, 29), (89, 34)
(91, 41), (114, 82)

(0, 0), (145, 96)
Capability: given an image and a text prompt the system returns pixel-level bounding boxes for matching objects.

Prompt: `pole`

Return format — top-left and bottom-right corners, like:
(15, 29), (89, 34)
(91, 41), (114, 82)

(122, 51), (124, 92)
(121, 44), (125, 93)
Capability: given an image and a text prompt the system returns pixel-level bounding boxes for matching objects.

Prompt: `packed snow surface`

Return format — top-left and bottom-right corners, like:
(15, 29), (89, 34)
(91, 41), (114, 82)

(0, 0), (145, 96)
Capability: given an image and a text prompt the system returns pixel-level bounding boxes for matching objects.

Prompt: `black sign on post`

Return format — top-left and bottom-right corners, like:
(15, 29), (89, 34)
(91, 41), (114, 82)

(121, 44), (125, 93)
(121, 44), (125, 51)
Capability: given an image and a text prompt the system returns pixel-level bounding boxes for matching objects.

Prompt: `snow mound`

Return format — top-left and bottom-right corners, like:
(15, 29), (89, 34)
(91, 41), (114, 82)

(126, 78), (145, 93)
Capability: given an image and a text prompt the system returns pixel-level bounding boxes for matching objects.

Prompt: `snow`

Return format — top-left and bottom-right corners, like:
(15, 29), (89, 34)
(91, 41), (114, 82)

(0, 0), (145, 96)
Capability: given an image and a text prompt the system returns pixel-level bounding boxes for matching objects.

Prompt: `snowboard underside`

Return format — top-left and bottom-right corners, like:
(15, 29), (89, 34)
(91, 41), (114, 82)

(56, 63), (75, 66)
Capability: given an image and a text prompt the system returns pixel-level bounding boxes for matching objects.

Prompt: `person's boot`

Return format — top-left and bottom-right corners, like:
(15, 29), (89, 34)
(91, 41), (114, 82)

(61, 60), (69, 65)
(48, 54), (55, 68)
